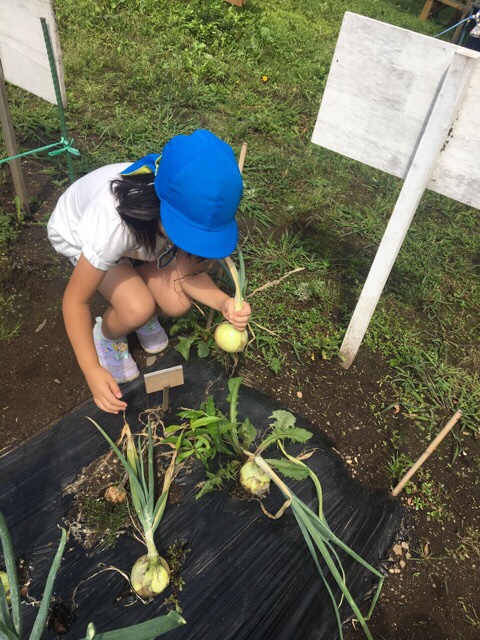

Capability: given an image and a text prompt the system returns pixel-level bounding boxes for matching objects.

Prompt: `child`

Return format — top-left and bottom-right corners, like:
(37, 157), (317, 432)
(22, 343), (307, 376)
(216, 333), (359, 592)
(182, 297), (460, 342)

(48, 129), (251, 414)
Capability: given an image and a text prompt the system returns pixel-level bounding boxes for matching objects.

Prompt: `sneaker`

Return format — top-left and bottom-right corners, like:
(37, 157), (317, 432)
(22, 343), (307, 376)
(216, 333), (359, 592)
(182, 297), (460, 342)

(93, 317), (140, 383)
(135, 316), (169, 354)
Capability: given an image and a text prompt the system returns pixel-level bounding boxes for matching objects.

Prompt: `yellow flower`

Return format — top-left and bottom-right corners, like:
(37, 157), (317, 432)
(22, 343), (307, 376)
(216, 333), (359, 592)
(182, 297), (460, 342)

(261, 74), (269, 83)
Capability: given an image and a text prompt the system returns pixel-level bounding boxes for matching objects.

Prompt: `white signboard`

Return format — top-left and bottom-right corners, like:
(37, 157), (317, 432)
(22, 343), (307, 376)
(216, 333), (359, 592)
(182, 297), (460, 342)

(312, 12), (480, 210)
(0, 0), (66, 105)
(311, 13), (480, 368)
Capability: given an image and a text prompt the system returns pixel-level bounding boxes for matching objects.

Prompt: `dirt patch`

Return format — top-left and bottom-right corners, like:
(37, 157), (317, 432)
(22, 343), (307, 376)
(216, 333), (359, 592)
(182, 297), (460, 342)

(1, 164), (479, 639)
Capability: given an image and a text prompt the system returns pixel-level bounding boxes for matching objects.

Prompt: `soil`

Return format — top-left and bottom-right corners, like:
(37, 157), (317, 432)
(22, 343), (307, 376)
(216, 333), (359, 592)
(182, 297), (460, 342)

(0, 161), (479, 639)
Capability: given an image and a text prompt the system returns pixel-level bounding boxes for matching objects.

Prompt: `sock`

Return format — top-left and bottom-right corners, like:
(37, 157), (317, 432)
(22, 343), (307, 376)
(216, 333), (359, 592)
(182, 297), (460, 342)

(94, 317), (109, 341)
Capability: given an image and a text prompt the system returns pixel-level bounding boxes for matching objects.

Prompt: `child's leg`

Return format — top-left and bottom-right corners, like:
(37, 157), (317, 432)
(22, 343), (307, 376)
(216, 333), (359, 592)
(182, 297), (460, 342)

(135, 260), (193, 318)
(98, 263), (156, 339)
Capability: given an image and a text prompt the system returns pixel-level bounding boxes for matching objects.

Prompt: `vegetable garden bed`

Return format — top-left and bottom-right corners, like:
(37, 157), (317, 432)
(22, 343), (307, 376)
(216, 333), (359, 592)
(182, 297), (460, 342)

(0, 353), (403, 639)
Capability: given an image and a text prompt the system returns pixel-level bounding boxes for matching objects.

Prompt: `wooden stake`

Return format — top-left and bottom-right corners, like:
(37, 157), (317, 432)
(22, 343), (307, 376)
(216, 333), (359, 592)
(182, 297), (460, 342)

(392, 409), (462, 497)
(162, 386), (170, 412)
(339, 51), (479, 369)
(206, 142), (248, 330)
(0, 62), (30, 216)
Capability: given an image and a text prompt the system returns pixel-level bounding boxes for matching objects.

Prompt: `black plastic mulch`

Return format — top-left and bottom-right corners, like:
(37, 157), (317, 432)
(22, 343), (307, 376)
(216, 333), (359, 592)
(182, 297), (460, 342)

(0, 352), (404, 639)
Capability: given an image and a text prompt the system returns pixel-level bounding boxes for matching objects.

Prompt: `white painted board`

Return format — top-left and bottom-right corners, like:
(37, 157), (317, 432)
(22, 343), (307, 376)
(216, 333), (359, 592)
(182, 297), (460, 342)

(0, 0), (66, 105)
(312, 12), (480, 210)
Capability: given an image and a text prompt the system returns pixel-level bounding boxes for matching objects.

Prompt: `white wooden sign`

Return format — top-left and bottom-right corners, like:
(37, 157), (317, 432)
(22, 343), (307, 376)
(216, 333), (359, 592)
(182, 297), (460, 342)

(0, 0), (66, 105)
(312, 12), (480, 210)
(311, 13), (480, 368)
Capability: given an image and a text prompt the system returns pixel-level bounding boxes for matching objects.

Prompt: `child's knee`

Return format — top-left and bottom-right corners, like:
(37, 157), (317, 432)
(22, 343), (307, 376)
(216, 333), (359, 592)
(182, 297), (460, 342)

(122, 296), (156, 328)
(163, 297), (192, 318)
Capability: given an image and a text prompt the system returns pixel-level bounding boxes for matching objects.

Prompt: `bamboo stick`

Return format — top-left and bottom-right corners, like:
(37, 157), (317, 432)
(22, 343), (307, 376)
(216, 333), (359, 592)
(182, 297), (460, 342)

(392, 409), (462, 496)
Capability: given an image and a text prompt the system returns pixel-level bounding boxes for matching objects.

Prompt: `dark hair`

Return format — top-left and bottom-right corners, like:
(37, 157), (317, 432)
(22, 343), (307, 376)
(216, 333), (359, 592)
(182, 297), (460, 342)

(110, 174), (160, 254)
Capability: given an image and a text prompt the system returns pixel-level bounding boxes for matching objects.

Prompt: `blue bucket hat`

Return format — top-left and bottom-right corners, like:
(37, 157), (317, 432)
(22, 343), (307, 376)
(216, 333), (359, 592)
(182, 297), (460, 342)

(121, 130), (243, 258)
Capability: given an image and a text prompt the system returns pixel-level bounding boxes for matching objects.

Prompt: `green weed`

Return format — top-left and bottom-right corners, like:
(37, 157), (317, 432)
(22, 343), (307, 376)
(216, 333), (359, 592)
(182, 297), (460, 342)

(77, 494), (129, 548)
(458, 599), (480, 629)
(0, 321), (21, 340)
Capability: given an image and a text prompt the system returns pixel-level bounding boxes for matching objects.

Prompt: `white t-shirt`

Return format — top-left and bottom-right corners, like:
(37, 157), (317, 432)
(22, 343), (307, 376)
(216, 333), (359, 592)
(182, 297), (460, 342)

(47, 163), (166, 270)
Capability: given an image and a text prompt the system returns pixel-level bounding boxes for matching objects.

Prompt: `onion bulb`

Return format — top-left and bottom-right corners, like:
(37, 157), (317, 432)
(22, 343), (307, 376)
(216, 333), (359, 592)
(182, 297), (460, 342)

(131, 554), (170, 598)
(214, 322), (248, 353)
(240, 460), (271, 497)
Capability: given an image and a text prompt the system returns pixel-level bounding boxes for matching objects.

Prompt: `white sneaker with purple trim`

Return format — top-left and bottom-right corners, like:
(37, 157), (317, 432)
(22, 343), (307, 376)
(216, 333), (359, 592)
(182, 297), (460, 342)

(93, 317), (139, 383)
(135, 317), (169, 354)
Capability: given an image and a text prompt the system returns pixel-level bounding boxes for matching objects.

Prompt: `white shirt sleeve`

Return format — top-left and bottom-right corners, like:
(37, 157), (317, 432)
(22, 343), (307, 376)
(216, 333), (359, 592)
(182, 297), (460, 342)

(76, 200), (132, 270)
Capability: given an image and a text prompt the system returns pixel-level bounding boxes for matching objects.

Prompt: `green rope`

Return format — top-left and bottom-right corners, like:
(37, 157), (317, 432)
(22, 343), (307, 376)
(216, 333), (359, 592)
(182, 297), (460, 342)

(0, 137), (80, 165)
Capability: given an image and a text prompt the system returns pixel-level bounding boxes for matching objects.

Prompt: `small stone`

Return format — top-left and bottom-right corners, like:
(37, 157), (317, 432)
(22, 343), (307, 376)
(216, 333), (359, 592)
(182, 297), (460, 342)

(392, 544), (403, 556)
(146, 355), (157, 367)
(389, 568), (395, 573)
(399, 560), (406, 569)
(54, 379), (61, 385)
(393, 568), (401, 574)
(405, 552), (412, 560)
(401, 541), (409, 549)
(297, 391), (303, 398)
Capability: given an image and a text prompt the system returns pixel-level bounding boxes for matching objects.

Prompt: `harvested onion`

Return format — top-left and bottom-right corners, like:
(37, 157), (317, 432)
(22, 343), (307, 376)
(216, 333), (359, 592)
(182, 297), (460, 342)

(215, 256), (248, 353)
(131, 553), (170, 598)
(214, 323), (248, 353)
(240, 460), (271, 497)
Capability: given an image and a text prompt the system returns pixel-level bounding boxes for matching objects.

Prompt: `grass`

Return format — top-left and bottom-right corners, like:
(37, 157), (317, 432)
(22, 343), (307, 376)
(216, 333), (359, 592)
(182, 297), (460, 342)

(0, 0), (475, 437)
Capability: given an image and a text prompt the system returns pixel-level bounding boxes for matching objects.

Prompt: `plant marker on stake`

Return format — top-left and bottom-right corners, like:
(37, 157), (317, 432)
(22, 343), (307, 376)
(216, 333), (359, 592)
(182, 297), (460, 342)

(214, 256), (248, 353)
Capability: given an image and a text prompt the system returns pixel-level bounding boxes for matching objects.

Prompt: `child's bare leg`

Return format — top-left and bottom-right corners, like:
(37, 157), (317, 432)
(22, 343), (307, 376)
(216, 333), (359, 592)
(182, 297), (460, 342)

(98, 263), (156, 339)
(135, 259), (193, 317)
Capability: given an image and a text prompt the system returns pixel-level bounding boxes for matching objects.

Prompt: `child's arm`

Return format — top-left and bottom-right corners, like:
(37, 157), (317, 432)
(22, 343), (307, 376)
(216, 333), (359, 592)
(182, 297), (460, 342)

(175, 251), (251, 329)
(63, 255), (127, 414)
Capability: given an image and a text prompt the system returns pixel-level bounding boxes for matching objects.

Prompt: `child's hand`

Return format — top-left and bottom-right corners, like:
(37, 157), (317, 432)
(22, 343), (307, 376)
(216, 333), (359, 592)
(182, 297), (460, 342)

(221, 297), (251, 331)
(86, 365), (128, 414)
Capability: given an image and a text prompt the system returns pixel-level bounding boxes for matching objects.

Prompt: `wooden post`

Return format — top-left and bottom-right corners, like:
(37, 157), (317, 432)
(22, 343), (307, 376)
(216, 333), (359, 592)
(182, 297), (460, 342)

(339, 51), (479, 369)
(420, 0), (469, 21)
(0, 62), (30, 216)
(420, 0), (436, 21)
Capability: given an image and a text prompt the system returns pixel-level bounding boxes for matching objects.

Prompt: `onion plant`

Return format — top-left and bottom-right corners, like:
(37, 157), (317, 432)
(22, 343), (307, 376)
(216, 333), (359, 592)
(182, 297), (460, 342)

(214, 256), (248, 353)
(88, 418), (176, 599)
(166, 377), (384, 639)
(251, 453), (384, 640)
(0, 511), (185, 639)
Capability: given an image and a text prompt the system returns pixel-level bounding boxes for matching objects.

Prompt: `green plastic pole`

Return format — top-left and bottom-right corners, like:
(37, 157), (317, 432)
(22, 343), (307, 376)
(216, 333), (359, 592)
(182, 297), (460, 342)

(40, 18), (75, 183)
